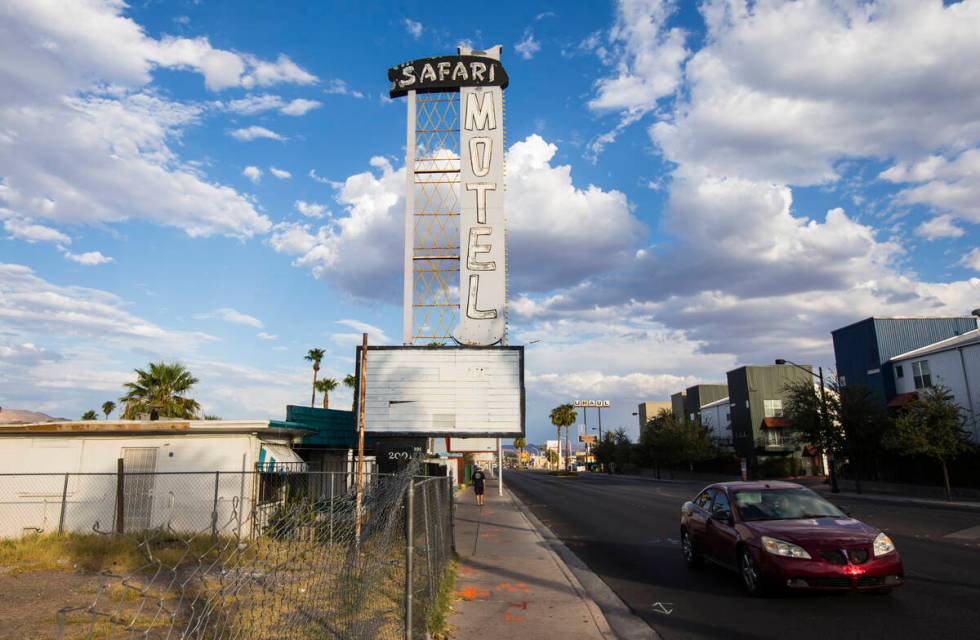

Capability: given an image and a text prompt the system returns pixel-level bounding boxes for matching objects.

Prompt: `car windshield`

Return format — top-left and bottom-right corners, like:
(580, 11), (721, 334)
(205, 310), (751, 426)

(732, 488), (846, 521)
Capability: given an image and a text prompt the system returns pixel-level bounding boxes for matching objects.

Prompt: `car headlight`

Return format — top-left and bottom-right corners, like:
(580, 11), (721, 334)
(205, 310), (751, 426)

(761, 535), (811, 559)
(873, 532), (895, 557)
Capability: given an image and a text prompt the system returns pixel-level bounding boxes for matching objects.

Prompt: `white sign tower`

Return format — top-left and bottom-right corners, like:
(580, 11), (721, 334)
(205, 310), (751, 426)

(389, 46), (509, 346)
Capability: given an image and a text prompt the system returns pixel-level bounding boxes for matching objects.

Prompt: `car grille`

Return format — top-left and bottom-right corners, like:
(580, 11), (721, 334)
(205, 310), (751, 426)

(807, 577), (852, 588)
(819, 548), (869, 565)
(857, 576), (884, 587)
(820, 550), (847, 565)
(848, 548), (869, 564)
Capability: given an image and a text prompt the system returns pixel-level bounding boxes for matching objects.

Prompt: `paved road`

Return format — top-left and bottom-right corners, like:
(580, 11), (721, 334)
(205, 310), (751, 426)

(506, 470), (980, 640)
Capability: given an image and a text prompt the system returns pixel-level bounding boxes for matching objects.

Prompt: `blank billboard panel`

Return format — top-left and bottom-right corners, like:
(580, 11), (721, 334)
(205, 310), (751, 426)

(357, 346), (524, 436)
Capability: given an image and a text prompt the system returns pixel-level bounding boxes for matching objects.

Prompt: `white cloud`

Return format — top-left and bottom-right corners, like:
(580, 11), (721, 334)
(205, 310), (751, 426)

(506, 135), (644, 291)
(323, 79), (364, 98)
(331, 319), (390, 347)
(257, 332), (278, 341)
(280, 98), (322, 116)
(882, 149), (980, 227)
(404, 18), (423, 40)
(2, 216), (71, 244)
(226, 93), (285, 114)
(515, 28), (541, 60)
(651, 0), (980, 186)
(959, 248), (980, 272)
(63, 250), (114, 266)
(0, 3), (277, 240)
(243, 165), (262, 183)
(0, 263), (214, 349)
(194, 307), (264, 329)
(586, 0), (688, 156)
(308, 169), (333, 184)
(241, 54), (317, 89)
(269, 166), (292, 179)
(226, 95), (322, 116)
(229, 126), (284, 141)
(916, 215), (964, 240)
(295, 200), (327, 218)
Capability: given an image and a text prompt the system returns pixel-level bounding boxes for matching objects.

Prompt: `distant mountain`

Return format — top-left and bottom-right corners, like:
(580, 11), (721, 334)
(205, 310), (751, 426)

(0, 408), (67, 424)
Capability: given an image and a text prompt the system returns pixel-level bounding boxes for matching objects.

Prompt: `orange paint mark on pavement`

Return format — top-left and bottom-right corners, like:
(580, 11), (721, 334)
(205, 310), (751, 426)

(508, 601), (528, 610)
(495, 582), (529, 593)
(504, 610), (526, 624)
(456, 586), (490, 601)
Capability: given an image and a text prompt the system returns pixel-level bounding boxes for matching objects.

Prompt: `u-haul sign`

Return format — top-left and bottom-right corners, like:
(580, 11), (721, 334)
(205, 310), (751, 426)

(357, 346), (524, 436)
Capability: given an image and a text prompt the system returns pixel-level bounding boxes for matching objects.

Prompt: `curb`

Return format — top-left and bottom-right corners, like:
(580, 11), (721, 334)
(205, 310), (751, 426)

(505, 488), (660, 640)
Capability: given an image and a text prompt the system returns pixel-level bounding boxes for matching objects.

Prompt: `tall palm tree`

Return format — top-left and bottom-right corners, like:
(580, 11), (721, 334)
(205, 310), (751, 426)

(119, 362), (201, 419)
(315, 378), (339, 409)
(304, 348), (326, 408)
(343, 374), (357, 410)
(101, 401), (116, 420)
(549, 403), (577, 470)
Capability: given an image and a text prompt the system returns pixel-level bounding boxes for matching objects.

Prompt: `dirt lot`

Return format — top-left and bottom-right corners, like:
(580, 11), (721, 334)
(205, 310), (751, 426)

(0, 569), (102, 639)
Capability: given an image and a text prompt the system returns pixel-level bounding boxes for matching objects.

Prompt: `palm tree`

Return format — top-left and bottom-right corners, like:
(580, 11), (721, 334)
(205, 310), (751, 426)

(81, 410), (98, 421)
(119, 362), (201, 419)
(343, 374), (357, 410)
(101, 400), (116, 420)
(315, 378), (339, 409)
(305, 348), (326, 408)
(550, 403), (577, 470)
(514, 436), (526, 468)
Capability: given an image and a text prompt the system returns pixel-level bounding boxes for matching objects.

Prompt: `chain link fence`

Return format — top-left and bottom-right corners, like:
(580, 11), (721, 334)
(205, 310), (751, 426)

(0, 463), (454, 639)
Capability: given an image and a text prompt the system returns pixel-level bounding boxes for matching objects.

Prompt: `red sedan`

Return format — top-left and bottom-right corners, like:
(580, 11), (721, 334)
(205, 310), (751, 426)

(680, 481), (904, 595)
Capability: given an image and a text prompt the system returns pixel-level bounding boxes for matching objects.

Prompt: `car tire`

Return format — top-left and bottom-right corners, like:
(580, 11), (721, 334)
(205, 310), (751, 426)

(681, 529), (702, 567)
(738, 547), (766, 597)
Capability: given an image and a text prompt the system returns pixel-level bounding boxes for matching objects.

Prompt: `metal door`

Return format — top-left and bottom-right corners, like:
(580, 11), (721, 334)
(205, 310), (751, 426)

(122, 447), (157, 532)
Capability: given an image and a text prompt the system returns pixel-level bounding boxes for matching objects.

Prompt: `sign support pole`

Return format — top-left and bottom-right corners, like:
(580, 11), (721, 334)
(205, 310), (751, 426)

(355, 332), (369, 546)
(402, 90), (416, 345)
(497, 437), (503, 496)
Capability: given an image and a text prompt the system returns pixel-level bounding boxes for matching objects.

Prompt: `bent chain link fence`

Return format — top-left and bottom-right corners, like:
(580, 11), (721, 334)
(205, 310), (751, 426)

(0, 462), (454, 639)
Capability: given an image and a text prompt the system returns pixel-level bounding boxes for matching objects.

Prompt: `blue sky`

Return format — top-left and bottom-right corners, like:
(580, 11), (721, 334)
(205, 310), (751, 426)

(1, 1), (978, 443)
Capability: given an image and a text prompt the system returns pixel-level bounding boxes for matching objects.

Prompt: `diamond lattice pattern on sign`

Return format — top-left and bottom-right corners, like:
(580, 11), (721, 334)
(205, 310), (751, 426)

(412, 92), (460, 343)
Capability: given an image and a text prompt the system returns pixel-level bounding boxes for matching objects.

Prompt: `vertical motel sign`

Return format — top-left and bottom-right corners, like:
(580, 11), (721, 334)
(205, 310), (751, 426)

(388, 46), (509, 346)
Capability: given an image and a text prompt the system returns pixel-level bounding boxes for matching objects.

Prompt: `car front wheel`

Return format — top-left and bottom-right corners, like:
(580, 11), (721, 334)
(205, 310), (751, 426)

(681, 529), (702, 567)
(739, 547), (765, 596)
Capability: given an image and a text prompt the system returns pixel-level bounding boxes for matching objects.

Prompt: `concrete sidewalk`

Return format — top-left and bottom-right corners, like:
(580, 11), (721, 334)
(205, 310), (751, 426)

(447, 477), (615, 639)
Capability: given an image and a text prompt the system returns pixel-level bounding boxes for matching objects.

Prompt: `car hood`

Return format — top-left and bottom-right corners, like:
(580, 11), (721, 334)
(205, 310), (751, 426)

(746, 517), (878, 546)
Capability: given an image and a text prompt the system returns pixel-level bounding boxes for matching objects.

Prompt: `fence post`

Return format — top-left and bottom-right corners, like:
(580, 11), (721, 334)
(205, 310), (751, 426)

(57, 473), (69, 535)
(421, 480), (435, 605)
(329, 472), (335, 545)
(211, 471), (220, 540)
(115, 458), (125, 534)
(405, 479), (415, 640)
(447, 474), (456, 553)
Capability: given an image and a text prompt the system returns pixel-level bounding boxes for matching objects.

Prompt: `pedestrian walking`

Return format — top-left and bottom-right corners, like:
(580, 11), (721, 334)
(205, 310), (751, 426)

(472, 466), (486, 506)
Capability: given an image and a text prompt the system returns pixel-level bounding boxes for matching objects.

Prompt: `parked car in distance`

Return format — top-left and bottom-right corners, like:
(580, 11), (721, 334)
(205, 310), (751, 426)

(680, 481), (904, 596)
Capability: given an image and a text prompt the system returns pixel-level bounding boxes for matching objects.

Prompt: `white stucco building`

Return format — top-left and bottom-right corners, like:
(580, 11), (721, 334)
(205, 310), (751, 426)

(0, 419), (306, 538)
(890, 329), (980, 441)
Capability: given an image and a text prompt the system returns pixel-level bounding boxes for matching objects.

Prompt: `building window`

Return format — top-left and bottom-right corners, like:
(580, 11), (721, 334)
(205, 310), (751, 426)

(764, 399), (783, 418)
(766, 429), (784, 446)
(912, 360), (932, 389)
(895, 364), (904, 379)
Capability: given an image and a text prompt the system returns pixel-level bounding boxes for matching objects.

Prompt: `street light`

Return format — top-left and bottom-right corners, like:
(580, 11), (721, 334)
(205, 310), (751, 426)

(775, 358), (839, 493)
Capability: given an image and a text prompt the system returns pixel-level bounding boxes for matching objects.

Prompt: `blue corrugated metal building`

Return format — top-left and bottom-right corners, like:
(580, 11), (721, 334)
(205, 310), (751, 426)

(831, 316), (978, 403)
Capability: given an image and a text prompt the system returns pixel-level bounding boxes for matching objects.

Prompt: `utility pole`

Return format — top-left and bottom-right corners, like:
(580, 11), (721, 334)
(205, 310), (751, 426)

(355, 332), (368, 545)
